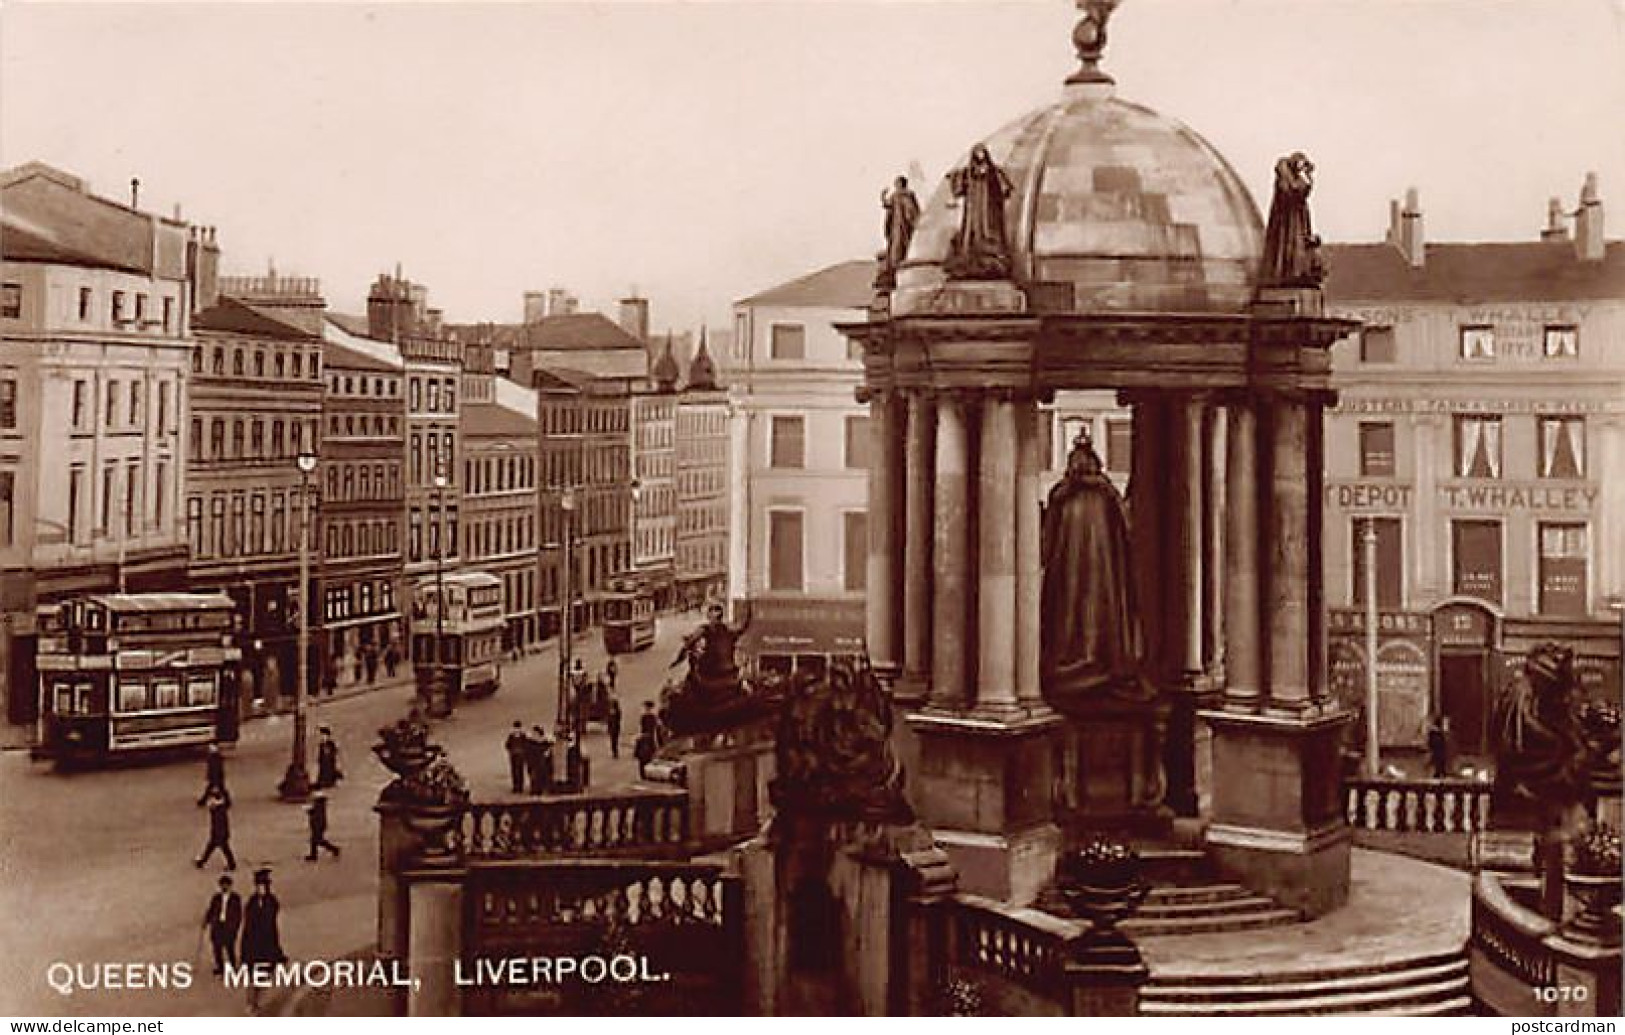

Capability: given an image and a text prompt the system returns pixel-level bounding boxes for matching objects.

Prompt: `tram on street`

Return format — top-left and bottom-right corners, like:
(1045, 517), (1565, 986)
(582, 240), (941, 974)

(411, 571), (505, 702)
(602, 575), (656, 654)
(36, 592), (241, 766)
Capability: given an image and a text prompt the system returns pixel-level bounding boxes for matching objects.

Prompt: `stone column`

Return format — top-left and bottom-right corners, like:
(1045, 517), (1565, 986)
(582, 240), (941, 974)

(1015, 397), (1044, 706)
(1128, 398), (1167, 668)
(930, 394), (971, 709)
(1203, 405), (1227, 677)
(1172, 399), (1205, 677)
(900, 392), (936, 704)
(1306, 394), (1328, 703)
(1266, 396), (1312, 706)
(977, 396), (1019, 712)
(1224, 397), (1262, 707)
(865, 391), (902, 675)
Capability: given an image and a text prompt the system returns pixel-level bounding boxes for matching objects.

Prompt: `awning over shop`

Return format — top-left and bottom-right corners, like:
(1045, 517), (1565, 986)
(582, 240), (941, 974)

(738, 597), (866, 657)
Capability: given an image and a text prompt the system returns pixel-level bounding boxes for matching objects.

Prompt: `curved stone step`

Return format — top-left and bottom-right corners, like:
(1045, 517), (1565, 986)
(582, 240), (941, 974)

(1147, 949), (1466, 987)
(1137, 894), (1289, 919)
(1123, 906), (1299, 936)
(1145, 883), (1248, 904)
(1144, 957), (1467, 1002)
(1140, 974), (1470, 1016)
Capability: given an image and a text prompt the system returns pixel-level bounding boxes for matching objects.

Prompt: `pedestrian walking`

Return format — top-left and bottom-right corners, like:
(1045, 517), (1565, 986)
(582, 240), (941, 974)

(197, 743), (228, 805)
(304, 791), (341, 861)
(384, 644), (399, 679)
(504, 721), (528, 794)
(200, 874), (242, 975)
(606, 698), (623, 759)
(314, 726), (343, 789)
(242, 868), (285, 1013)
(525, 725), (552, 795)
(1427, 716), (1450, 779)
(606, 658), (618, 692)
(195, 785), (236, 870)
(639, 699), (660, 745)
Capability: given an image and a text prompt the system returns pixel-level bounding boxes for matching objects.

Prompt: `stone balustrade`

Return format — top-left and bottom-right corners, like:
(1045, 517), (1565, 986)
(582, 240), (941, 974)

(455, 791), (691, 860)
(1471, 871), (1622, 1017)
(1344, 776), (1492, 834)
(947, 895), (1073, 999)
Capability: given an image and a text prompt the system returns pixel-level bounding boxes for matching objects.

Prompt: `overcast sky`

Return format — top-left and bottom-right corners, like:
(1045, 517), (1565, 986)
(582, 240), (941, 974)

(4, 1), (1622, 332)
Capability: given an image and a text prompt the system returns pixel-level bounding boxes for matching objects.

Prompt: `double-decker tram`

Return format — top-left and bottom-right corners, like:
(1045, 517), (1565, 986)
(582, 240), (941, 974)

(602, 575), (656, 654)
(36, 592), (241, 766)
(411, 571), (505, 704)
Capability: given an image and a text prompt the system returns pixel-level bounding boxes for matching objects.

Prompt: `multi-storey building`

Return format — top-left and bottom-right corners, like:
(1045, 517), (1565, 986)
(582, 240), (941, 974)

(365, 273), (462, 602)
(631, 340), (679, 609)
(188, 277), (324, 712)
(727, 261), (875, 671)
(0, 163), (203, 734)
(534, 367), (633, 635)
(675, 334), (731, 610)
(319, 318), (408, 692)
(1322, 179), (1624, 758)
(460, 335), (541, 652)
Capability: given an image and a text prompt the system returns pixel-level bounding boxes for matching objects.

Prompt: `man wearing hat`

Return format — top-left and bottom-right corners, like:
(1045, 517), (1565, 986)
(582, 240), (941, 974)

(194, 784), (236, 870)
(525, 725), (552, 795)
(241, 868), (285, 966)
(200, 874), (242, 975)
(314, 727), (343, 789)
(504, 721), (528, 794)
(304, 791), (341, 861)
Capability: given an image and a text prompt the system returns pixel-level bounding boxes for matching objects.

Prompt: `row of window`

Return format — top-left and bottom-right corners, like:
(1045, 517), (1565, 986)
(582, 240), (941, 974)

(325, 460), (404, 503)
(408, 375), (458, 414)
(466, 513), (536, 561)
(678, 501), (728, 536)
(635, 525), (676, 561)
(408, 431), (459, 487)
(677, 411), (729, 438)
(465, 454), (536, 495)
(540, 404), (629, 436)
(185, 489), (300, 561)
(0, 282), (179, 334)
(407, 506), (461, 564)
(766, 508), (868, 593)
(539, 444), (630, 489)
(70, 378), (177, 436)
(328, 411), (402, 439)
(1358, 324), (1581, 364)
(324, 517), (401, 561)
(540, 492), (630, 542)
(201, 342), (321, 382)
(324, 579), (397, 623)
(57, 461), (170, 544)
(539, 541), (632, 604)
(675, 539), (728, 577)
(677, 468), (729, 498)
(1351, 516), (1592, 617)
(328, 372), (399, 398)
(191, 415), (319, 464)
(1356, 416), (1588, 480)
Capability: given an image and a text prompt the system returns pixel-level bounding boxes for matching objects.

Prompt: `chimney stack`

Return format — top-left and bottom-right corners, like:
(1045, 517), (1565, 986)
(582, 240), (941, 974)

(523, 291), (547, 324)
(129, 177), (140, 210)
(1575, 172), (1605, 262)
(1386, 187), (1425, 268)
(1541, 197), (1569, 241)
(618, 295), (650, 342)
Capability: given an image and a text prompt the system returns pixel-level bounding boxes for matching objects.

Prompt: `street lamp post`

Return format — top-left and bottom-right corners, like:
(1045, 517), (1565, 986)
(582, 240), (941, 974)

(555, 487), (577, 788)
(278, 451), (318, 801)
(1362, 517), (1381, 779)
(431, 468), (449, 718)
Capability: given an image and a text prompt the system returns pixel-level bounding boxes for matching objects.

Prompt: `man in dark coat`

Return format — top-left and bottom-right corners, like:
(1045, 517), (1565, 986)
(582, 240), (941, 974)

(198, 744), (228, 806)
(606, 658), (618, 691)
(525, 726), (552, 795)
(241, 867), (285, 1014)
(195, 785), (236, 870)
(1427, 717), (1451, 779)
(200, 874), (243, 975)
(304, 791), (341, 860)
(314, 727), (343, 789)
(504, 721), (527, 793)
(606, 698), (623, 759)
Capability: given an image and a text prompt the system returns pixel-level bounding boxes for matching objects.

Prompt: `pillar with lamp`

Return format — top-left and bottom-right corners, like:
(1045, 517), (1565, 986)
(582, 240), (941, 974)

(428, 464), (452, 719)
(553, 486), (582, 789)
(277, 449), (318, 801)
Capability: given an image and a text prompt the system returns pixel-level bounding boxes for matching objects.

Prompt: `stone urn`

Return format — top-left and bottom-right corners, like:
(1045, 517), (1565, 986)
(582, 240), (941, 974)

(401, 802), (464, 866)
(1565, 823), (1622, 946)
(1056, 837), (1150, 950)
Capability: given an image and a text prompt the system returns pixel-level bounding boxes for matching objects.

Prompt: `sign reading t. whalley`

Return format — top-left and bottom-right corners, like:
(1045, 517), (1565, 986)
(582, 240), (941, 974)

(1325, 481), (1599, 512)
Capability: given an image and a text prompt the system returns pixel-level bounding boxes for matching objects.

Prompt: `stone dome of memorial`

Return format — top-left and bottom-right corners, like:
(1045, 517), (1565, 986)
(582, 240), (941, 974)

(893, 12), (1265, 316)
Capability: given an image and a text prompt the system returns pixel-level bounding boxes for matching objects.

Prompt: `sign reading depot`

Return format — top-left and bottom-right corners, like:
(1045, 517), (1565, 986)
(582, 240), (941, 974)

(1326, 481), (1598, 513)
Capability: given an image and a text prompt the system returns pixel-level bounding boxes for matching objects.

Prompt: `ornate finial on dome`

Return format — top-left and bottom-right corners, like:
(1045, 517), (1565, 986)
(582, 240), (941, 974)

(1066, 0), (1121, 86)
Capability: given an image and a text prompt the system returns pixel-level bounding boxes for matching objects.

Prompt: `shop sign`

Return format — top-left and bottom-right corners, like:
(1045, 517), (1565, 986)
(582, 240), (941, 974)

(1441, 484), (1598, 512)
(1326, 482), (1413, 510)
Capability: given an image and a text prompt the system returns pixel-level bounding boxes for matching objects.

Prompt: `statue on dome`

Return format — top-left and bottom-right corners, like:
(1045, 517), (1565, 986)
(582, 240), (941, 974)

(944, 144), (1016, 280)
(875, 176), (921, 291)
(1261, 152), (1326, 288)
(1040, 430), (1149, 704)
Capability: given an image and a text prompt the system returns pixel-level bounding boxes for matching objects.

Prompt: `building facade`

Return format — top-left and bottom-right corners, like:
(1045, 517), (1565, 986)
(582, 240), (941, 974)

(1322, 181), (1624, 758)
(318, 322), (408, 692)
(535, 368), (632, 635)
(631, 342), (679, 609)
(675, 335), (731, 610)
(0, 163), (202, 733)
(188, 283), (324, 712)
(728, 261), (875, 670)
(460, 340), (541, 653)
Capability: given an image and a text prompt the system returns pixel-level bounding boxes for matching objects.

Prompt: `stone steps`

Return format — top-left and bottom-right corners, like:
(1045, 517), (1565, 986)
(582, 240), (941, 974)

(1141, 951), (1472, 1017)
(1123, 904), (1300, 936)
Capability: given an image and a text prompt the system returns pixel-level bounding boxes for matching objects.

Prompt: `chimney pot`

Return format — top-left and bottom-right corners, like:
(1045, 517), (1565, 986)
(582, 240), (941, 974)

(1392, 187), (1425, 268)
(1575, 172), (1605, 262)
(129, 178), (140, 209)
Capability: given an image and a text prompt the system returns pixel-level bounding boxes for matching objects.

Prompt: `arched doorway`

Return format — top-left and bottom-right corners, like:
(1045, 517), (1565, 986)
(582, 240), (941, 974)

(1430, 598), (1501, 761)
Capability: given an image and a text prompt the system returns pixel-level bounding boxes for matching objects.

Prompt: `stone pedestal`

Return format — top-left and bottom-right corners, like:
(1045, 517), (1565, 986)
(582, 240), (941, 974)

(406, 873), (464, 1017)
(686, 736), (775, 847)
(909, 709), (1064, 905)
(375, 802), (412, 961)
(1054, 693), (1172, 841)
(1202, 706), (1353, 918)
(1065, 936), (1149, 1017)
